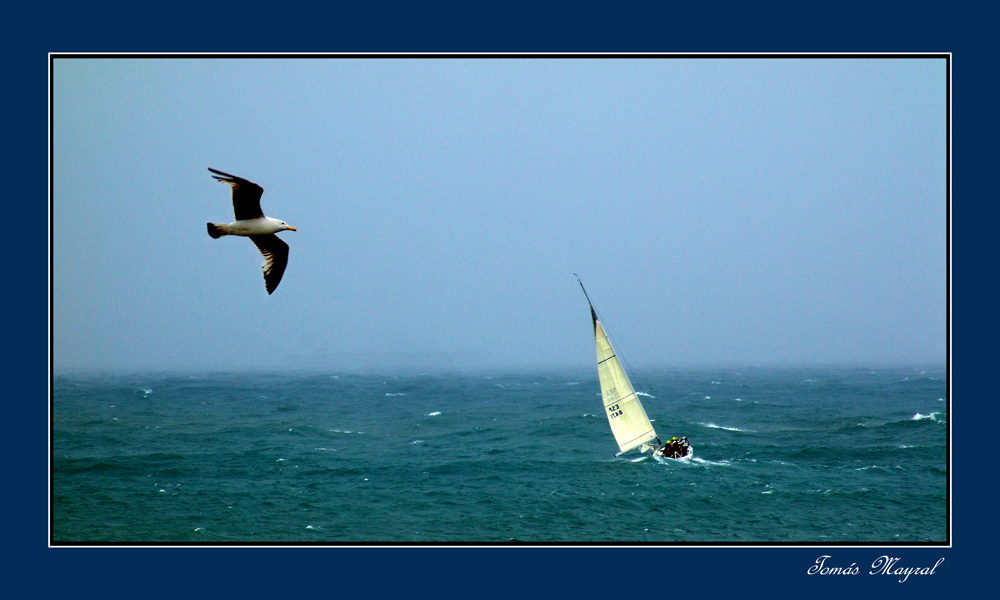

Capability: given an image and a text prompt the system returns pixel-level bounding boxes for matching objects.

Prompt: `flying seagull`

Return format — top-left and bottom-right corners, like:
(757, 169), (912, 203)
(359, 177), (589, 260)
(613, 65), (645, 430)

(206, 168), (296, 294)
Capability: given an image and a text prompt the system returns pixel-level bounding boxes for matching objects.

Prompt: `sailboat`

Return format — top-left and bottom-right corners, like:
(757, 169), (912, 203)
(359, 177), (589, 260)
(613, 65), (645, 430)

(576, 275), (691, 460)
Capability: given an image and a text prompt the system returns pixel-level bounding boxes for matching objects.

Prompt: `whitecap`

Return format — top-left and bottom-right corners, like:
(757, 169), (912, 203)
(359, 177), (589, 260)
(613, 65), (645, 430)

(427, 411), (441, 417)
(701, 422), (747, 432)
(412, 440), (424, 444)
(690, 457), (730, 467)
(636, 391), (657, 398)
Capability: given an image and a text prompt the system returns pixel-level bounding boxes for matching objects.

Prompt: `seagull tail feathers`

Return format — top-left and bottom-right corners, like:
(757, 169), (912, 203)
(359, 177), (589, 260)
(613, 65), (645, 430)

(207, 223), (228, 239)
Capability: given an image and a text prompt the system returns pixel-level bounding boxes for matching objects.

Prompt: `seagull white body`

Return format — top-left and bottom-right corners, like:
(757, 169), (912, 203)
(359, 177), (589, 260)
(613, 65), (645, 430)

(213, 216), (294, 237)
(206, 168), (296, 294)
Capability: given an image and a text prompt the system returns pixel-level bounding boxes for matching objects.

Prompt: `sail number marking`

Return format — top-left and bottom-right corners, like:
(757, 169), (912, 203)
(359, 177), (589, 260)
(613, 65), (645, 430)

(607, 403), (623, 419)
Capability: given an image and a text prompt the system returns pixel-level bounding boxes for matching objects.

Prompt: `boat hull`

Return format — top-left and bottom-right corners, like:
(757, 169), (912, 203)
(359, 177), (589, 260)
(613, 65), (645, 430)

(653, 445), (693, 460)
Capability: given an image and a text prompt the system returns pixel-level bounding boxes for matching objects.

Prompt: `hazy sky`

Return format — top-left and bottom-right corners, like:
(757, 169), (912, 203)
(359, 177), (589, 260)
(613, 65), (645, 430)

(52, 56), (947, 373)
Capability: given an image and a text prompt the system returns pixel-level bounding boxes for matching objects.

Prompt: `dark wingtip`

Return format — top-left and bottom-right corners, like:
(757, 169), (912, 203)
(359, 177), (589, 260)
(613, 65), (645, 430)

(265, 274), (279, 294)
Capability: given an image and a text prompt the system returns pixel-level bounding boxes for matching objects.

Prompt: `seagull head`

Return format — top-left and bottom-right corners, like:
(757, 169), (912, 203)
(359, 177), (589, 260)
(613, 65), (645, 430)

(261, 216), (296, 234)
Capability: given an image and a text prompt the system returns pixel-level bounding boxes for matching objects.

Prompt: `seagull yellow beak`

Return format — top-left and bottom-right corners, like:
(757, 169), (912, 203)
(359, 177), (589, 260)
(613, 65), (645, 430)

(286, 226), (297, 231)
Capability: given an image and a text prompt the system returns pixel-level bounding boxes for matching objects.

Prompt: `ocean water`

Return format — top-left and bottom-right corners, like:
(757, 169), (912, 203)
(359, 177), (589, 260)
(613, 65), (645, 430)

(51, 366), (948, 544)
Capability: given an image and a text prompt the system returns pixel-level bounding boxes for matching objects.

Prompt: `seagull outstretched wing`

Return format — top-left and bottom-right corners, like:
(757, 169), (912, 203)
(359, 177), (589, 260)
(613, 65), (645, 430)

(249, 234), (289, 295)
(209, 168), (265, 220)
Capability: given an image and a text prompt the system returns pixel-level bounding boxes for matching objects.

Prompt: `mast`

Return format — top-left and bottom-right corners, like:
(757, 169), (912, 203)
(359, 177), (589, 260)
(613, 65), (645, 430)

(574, 273), (599, 327)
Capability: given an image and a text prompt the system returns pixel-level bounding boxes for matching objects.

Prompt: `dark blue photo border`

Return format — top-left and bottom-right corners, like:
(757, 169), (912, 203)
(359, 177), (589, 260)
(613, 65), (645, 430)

(22, 3), (988, 597)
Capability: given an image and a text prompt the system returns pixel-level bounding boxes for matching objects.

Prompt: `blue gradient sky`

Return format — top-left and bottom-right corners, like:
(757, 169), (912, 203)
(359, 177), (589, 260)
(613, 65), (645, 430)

(52, 57), (947, 372)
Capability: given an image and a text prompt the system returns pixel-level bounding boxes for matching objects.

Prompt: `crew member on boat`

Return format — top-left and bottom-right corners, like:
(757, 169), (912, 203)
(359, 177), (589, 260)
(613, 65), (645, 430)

(658, 436), (690, 458)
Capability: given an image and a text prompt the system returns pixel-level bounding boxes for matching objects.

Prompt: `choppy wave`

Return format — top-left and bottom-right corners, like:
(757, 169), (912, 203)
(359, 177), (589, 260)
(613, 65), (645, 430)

(689, 456), (731, 467)
(699, 422), (751, 433)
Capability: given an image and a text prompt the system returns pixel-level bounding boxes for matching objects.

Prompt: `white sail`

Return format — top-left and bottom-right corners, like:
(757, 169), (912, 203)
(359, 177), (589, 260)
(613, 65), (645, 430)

(593, 316), (658, 455)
